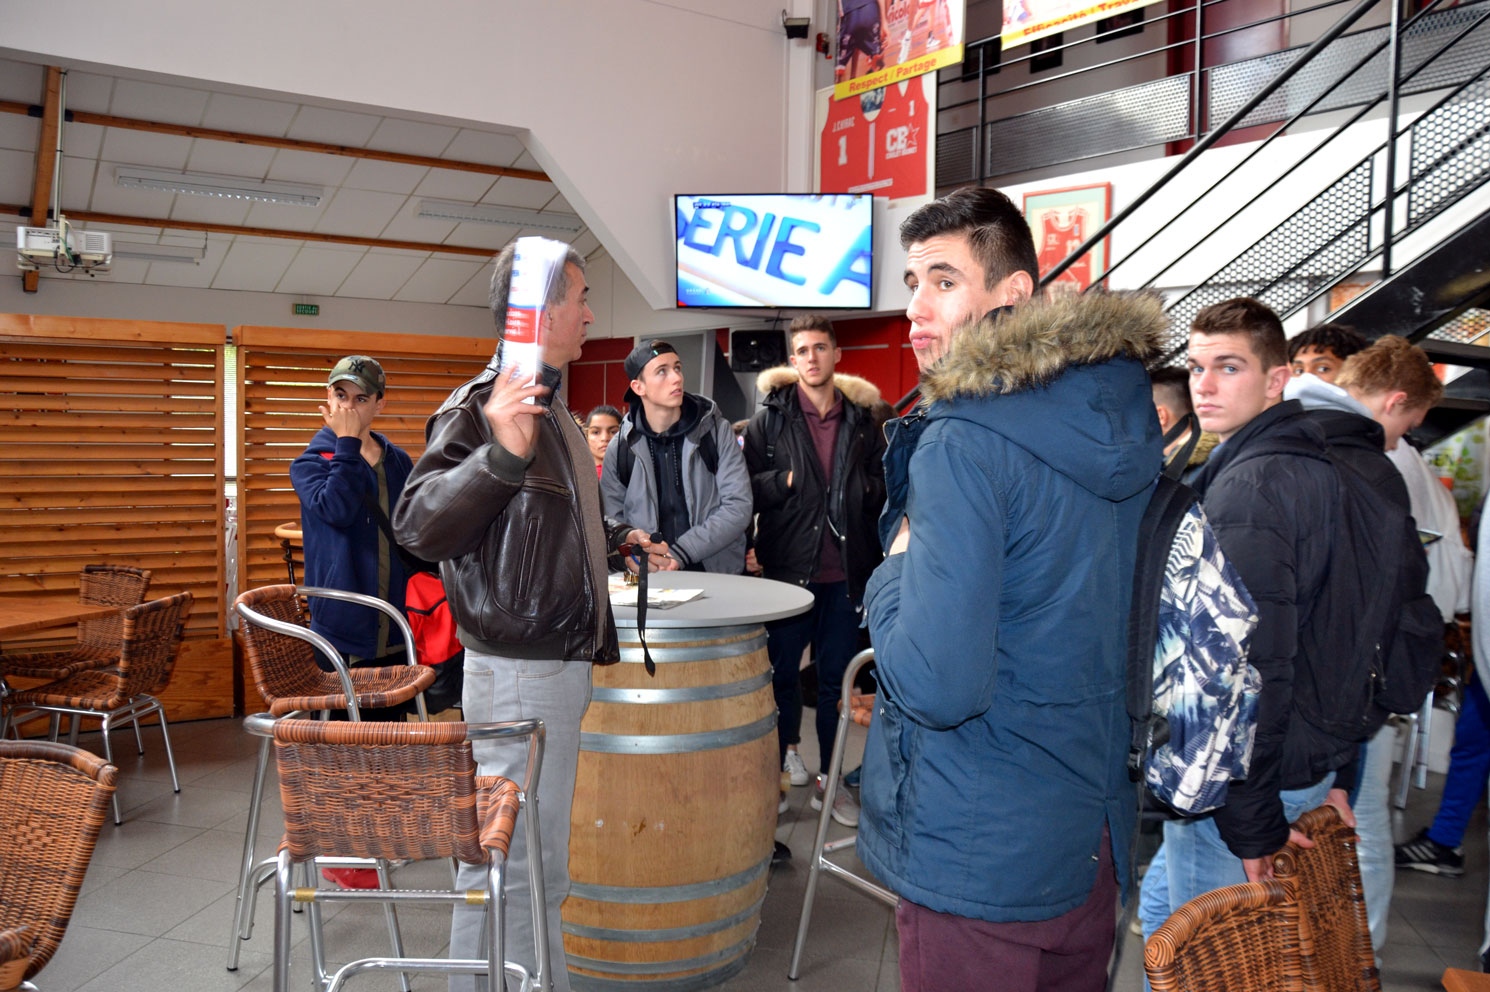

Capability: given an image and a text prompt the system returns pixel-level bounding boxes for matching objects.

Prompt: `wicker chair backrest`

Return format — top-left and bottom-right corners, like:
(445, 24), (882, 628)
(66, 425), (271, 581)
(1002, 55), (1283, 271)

(1274, 805), (1383, 992)
(234, 585), (324, 709)
(114, 592), (193, 699)
(271, 718), (491, 865)
(76, 565), (152, 659)
(0, 741), (117, 983)
(1145, 879), (1311, 992)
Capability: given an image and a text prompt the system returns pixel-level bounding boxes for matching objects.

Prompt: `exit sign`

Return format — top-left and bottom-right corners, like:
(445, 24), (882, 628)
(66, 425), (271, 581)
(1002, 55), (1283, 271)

(293, 303), (320, 316)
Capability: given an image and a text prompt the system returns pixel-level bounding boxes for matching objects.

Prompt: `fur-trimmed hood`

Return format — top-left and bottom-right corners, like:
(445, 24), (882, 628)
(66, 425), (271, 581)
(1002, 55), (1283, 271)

(918, 292), (1166, 504)
(921, 292), (1166, 403)
(755, 367), (882, 409)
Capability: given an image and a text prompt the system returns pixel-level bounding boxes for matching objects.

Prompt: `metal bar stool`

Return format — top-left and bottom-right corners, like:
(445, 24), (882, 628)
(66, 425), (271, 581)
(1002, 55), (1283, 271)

(788, 648), (897, 981)
(228, 585), (433, 989)
(243, 711), (548, 992)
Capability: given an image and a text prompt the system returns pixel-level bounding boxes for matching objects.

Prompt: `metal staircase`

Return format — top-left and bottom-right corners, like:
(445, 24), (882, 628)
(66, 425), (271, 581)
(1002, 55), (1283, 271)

(965, 0), (1490, 441)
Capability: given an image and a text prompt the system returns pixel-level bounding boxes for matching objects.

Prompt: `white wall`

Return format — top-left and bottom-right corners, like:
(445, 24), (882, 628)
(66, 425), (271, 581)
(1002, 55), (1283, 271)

(0, 0), (812, 312)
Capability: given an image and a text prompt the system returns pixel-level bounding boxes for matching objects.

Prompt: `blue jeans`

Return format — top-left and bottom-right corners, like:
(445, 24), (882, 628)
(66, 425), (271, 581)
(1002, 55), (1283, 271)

(1353, 724), (1397, 954)
(765, 580), (862, 770)
(1427, 677), (1490, 848)
(449, 651), (592, 992)
(1139, 774), (1334, 941)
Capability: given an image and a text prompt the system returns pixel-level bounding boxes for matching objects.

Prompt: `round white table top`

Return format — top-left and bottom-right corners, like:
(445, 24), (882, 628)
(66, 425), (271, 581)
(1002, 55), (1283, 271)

(609, 571), (814, 628)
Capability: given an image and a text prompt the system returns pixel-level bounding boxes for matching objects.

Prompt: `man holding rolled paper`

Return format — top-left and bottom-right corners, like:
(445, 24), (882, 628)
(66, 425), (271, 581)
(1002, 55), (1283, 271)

(395, 237), (628, 992)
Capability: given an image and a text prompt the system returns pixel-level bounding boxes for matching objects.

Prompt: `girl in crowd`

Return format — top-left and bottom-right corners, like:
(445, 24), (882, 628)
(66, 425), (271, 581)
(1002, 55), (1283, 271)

(584, 404), (622, 478)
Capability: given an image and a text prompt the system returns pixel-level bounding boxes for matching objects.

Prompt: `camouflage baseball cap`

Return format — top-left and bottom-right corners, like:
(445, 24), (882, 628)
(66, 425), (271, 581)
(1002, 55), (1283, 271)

(328, 355), (386, 396)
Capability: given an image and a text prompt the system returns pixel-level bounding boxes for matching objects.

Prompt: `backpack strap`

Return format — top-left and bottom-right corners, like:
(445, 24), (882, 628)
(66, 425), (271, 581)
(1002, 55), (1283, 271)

(615, 432), (636, 488)
(1126, 474), (1200, 775)
(1161, 413), (1200, 481)
(762, 405), (784, 465)
(698, 427), (719, 475)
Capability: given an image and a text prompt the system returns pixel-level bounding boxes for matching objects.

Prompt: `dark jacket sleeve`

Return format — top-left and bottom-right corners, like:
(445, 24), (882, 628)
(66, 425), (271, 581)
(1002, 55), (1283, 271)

(865, 430), (1007, 730)
(1207, 474), (1297, 860)
(743, 406), (793, 512)
(290, 434), (371, 529)
(392, 401), (533, 562)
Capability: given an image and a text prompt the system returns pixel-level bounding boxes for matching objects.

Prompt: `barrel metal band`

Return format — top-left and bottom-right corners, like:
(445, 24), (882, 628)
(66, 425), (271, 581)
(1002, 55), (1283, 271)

(569, 949), (751, 992)
(589, 669), (771, 705)
(580, 712), (776, 755)
(615, 631), (766, 666)
(561, 896), (764, 943)
(569, 857), (768, 904)
(564, 936), (753, 975)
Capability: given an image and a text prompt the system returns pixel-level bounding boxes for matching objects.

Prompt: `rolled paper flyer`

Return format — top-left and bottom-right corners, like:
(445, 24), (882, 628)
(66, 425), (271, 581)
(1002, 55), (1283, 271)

(502, 236), (571, 403)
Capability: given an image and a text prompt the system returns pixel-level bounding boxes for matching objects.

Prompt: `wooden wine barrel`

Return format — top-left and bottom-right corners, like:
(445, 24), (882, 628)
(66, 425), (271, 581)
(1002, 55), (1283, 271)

(565, 622), (779, 991)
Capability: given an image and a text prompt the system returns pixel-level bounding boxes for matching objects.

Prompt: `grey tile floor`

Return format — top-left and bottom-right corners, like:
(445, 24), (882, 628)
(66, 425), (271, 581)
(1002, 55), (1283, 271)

(27, 712), (1489, 991)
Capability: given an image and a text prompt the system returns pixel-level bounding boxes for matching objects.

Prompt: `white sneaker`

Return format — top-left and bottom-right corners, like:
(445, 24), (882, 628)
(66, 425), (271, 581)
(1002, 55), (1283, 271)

(809, 774), (861, 827)
(783, 750), (810, 787)
(779, 793), (790, 815)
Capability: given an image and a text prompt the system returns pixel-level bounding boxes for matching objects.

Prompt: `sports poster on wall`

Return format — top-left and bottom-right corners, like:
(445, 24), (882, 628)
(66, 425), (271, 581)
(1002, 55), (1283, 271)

(834, 0), (966, 100)
(1023, 183), (1111, 295)
(1002, 0), (1166, 49)
(815, 75), (936, 204)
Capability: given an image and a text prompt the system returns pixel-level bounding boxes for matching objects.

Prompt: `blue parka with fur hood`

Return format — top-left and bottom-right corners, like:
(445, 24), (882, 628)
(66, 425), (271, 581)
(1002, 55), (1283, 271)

(860, 292), (1165, 923)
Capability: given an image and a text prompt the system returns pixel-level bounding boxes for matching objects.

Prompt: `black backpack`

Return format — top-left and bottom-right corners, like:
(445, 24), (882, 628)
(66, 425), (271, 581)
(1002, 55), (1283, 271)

(1292, 441), (1442, 744)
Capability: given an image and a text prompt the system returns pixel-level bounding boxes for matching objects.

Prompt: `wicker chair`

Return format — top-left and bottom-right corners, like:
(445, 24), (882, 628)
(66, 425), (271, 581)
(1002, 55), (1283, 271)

(1145, 879), (1314, 992)
(0, 565), (152, 682)
(0, 592), (191, 826)
(228, 585), (434, 976)
(1275, 804), (1383, 992)
(257, 713), (546, 992)
(0, 741), (118, 991)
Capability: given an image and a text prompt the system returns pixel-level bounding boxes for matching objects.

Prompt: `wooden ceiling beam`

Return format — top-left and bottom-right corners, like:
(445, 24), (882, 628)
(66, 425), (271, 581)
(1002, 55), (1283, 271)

(0, 202), (497, 259)
(0, 100), (548, 182)
(21, 68), (64, 293)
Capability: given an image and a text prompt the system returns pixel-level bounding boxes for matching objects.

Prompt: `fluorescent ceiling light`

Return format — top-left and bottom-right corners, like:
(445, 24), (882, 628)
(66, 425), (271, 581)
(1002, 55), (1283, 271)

(416, 198), (584, 235)
(112, 241), (206, 264)
(115, 167), (323, 207)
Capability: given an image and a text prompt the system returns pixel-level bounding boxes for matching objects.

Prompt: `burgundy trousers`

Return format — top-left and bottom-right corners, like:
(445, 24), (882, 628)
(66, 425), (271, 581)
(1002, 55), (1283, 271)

(896, 826), (1117, 992)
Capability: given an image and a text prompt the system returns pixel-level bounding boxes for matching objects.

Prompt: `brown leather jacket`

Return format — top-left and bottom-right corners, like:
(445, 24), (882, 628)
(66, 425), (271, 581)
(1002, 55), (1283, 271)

(393, 366), (622, 662)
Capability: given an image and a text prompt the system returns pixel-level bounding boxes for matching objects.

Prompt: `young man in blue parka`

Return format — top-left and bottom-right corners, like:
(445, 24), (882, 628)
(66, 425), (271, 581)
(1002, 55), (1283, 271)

(861, 186), (1165, 992)
(289, 355), (414, 691)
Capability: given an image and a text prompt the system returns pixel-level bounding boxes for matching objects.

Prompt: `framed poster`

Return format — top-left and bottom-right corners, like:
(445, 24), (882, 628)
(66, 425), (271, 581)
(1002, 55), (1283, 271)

(1023, 183), (1111, 295)
(815, 75), (936, 204)
(834, 0), (966, 100)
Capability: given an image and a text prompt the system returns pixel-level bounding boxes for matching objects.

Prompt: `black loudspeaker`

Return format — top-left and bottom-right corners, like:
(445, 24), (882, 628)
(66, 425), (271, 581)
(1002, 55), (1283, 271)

(729, 329), (787, 372)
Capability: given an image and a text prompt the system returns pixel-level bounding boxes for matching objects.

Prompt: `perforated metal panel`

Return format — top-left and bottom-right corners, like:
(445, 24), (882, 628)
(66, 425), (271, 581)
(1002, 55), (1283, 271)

(980, 75), (1190, 178)
(1427, 309), (1490, 344)
(1408, 67), (1490, 224)
(1209, 4), (1490, 129)
(1162, 160), (1372, 350)
(937, 127), (977, 188)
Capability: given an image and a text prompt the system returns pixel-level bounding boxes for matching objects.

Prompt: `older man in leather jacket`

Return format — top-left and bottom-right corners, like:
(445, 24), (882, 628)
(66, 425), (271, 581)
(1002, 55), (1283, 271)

(394, 241), (627, 992)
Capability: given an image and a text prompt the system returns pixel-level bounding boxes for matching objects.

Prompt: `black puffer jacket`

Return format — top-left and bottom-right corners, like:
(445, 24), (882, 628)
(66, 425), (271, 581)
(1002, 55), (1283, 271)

(1188, 400), (1339, 860)
(744, 369), (886, 603)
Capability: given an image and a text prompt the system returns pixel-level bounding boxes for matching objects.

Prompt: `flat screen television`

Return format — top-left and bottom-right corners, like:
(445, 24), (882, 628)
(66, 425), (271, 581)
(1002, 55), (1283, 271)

(675, 193), (873, 309)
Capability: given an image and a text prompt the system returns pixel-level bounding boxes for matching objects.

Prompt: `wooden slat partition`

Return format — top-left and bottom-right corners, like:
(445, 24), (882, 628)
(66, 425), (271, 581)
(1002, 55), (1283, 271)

(0, 313), (232, 721)
(234, 327), (494, 600)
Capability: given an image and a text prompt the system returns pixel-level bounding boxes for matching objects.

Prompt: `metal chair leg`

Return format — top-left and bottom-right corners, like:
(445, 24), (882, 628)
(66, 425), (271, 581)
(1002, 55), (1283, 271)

(228, 734), (274, 969)
(789, 649), (896, 981)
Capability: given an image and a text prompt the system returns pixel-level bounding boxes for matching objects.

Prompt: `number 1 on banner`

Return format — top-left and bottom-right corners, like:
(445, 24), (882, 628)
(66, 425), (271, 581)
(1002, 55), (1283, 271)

(868, 122), (876, 180)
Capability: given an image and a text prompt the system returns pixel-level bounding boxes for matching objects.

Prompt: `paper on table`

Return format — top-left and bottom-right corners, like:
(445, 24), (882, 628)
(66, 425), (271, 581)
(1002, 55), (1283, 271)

(608, 584), (704, 609)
